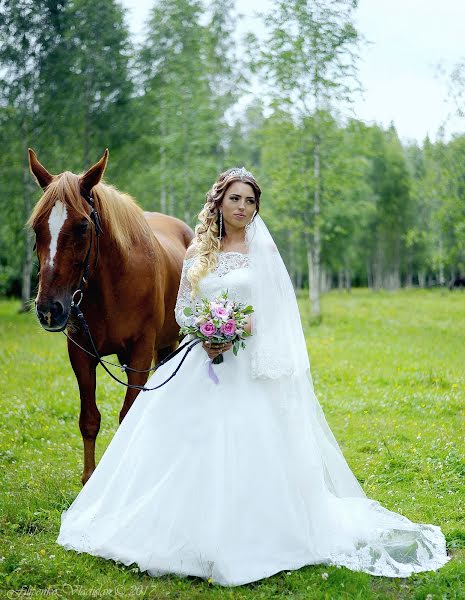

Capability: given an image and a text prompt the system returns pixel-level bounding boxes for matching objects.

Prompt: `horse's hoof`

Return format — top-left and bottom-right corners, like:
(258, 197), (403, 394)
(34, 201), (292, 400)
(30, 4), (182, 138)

(81, 470), (93, 486)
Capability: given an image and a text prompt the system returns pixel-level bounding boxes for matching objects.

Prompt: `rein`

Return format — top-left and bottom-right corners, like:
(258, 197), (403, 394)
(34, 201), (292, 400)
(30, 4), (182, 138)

(64, 190), (201, 392)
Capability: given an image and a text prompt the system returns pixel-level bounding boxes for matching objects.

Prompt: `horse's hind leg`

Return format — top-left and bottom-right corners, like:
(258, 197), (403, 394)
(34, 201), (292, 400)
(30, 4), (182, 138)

(156, 342), (178, 365)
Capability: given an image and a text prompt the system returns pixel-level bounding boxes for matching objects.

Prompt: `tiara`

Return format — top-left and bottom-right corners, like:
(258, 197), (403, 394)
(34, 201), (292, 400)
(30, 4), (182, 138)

(227, 166), (254, 180)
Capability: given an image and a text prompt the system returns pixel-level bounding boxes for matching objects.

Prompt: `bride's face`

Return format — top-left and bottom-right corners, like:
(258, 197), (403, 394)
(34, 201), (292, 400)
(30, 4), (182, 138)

(221, 181), (257, 231)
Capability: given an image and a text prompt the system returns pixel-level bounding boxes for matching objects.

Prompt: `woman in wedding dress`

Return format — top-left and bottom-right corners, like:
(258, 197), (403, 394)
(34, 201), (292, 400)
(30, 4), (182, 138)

(56, 167), (450, 586)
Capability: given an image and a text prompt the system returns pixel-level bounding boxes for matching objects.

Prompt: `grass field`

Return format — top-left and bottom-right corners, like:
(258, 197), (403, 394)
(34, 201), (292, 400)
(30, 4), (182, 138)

(1, 288), (464, 599)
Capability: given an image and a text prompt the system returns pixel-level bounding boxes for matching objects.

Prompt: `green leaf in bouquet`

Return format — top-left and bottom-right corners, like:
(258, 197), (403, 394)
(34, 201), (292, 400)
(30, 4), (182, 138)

(183, 306), (193, 316)
(242, 330), (252, 337)
(233, 343), (239, 356)
(242, 305), (254, 314)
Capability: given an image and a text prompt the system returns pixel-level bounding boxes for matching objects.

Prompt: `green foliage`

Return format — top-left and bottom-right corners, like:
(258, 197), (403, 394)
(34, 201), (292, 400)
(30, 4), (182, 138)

(0, 0), (134, 301)
(133, 0), (240, 221)
(1, 0), (465, 303)
(254, 0), (362, 115)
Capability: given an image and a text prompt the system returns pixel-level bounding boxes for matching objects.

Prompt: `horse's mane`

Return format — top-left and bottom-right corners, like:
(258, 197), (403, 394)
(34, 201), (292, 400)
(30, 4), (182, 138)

(26, 171), (154, 262)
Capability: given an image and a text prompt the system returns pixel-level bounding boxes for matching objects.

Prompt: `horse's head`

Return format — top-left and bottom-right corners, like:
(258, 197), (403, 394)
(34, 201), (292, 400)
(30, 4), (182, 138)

(27, 148), (109, 332)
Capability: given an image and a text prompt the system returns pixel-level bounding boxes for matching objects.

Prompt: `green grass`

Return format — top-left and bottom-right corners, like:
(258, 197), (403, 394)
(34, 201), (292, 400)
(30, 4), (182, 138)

(1, 288), (464, 599)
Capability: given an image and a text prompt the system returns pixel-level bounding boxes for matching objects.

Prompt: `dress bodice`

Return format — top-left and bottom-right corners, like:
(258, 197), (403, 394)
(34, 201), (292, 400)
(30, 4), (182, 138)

(199, 252), (250, 306)
(175, 252), (251, 327)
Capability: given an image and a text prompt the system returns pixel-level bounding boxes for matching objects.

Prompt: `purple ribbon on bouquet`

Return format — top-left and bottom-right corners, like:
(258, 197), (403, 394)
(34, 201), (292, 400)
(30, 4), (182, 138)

(206, 358), (219, 384)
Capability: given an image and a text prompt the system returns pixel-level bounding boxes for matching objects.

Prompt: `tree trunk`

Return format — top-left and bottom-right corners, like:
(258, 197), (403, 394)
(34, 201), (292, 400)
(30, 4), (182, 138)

(438, 238), (445, 286)
(169, 178), (175, 216)
(182, 94), (191, 225)
(406, 246), (413, 288)
(20, 133), (34, 313)
(288, 229), (296, 287)
(320, 266), (330, 293)
(296, 268), (303, 290)
(388, 270), (401, 290)
(366, 259), (372, 289)
(386, 272), (397, 290)
(307, 244), (320, 316)
(418, 270), (426, 288)
(160, 119), (167, 214)
(392, 230), (401, 290)
(309, 133), (321, 318)
(373, 231), (383, 290)
(344, 268), (352, 292)
(326, 269), (332, 292)
(83, 75), (92, 167)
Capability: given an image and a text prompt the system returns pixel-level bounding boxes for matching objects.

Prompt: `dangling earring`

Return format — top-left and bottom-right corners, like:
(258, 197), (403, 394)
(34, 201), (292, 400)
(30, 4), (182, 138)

(218, 210), (223, 241)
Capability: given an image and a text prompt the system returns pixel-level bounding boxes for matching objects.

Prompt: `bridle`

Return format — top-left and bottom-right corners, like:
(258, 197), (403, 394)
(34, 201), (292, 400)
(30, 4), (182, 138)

(69, 189), (103, 308)
(61, 189), (201, 392)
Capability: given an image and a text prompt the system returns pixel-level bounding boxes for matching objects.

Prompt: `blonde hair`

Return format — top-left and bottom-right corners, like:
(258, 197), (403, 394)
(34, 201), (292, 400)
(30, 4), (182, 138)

(26, 171), (154, 263)
(187, 168), (261, 299)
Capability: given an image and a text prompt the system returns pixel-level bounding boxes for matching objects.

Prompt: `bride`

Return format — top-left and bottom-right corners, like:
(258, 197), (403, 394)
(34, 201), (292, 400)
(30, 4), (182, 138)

(56, 167), (450, 586)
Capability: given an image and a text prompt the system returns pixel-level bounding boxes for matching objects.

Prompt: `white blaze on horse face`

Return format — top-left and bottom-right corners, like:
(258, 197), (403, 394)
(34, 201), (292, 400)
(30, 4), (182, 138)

(47, 200), (68, 268)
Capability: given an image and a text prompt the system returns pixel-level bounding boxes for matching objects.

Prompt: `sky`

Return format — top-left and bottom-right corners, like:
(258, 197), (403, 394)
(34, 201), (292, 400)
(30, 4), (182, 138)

(120, 0), (465, 145)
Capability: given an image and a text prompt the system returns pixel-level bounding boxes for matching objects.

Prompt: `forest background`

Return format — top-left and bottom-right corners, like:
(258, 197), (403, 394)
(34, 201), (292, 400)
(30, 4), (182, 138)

(1, 0), (465, 319)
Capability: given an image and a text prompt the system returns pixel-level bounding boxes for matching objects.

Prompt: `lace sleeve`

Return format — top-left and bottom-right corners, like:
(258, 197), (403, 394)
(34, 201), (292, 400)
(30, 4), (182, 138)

(174, 257), (197, 328)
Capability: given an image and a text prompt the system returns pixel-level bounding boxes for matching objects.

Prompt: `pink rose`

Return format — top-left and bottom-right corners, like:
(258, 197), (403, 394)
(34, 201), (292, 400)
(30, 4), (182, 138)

(200, 320), (216, 337)
(212, 305), (228, 320)
(220, 319), (236, 336)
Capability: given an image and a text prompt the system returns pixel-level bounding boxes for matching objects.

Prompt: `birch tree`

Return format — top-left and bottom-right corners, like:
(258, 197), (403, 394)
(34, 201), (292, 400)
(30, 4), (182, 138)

(252, 0), (361, 318)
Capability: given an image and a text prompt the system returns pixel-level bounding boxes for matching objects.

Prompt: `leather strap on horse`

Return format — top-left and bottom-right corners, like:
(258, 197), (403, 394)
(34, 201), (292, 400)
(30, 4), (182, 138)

(80, 190), (103, 283)
(72, 302), (202, 391)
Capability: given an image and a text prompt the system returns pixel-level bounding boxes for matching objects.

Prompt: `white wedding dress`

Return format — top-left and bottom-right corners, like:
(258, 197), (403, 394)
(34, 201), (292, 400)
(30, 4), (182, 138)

(56, 251), (449, 586)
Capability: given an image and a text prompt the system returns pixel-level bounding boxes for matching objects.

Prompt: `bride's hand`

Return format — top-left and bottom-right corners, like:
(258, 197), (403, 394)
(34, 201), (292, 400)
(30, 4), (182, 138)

(202, 340), (233, 359)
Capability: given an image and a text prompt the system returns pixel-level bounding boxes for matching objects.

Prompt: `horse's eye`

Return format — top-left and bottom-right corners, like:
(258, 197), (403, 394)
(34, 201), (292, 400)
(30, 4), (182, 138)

(74, 220), (89, 234)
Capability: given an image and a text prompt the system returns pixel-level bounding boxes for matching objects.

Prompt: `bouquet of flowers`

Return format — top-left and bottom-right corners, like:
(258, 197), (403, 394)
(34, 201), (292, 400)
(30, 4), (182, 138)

(180, 290), (254, 364)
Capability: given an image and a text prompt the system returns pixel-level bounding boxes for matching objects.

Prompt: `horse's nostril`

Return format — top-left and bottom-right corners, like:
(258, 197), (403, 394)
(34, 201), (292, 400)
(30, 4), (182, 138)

(36, 299), (66, 326)
(36, 307), (47, 324)
(51, 300), (65, 319)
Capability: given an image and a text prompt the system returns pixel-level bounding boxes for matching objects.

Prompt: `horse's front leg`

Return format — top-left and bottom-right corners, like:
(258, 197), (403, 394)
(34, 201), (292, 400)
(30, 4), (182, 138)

(118, 337), (156, 423)
(68, 342), (100, 485)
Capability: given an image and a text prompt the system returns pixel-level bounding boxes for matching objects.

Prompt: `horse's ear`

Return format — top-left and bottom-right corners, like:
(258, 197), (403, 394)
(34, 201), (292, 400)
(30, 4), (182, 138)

(28, 148), (54, 190)
(80, 149), (109, 196)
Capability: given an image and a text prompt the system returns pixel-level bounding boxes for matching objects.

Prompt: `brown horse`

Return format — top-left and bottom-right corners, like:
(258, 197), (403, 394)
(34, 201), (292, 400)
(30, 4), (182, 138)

(26, 148), (194, 485)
